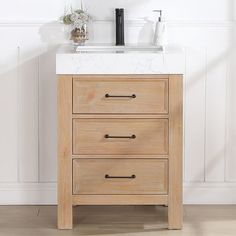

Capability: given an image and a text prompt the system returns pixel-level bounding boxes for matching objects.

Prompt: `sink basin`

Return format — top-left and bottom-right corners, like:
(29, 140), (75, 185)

(75, 45), (163, 53)
(56, 44), (184, 74)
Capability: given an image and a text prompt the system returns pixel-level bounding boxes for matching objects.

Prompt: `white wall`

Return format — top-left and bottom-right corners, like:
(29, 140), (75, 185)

(0, 0), (236, 204)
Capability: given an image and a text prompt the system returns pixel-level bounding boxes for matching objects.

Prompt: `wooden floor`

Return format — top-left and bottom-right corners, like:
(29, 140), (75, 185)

(0, 205), (235, 236)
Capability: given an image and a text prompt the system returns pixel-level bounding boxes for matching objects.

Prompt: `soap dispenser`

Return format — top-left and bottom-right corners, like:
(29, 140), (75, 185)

(153, 10), (166, 47)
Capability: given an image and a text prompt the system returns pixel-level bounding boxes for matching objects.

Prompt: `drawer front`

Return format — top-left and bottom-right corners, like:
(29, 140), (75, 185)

(73, 78), (168, 114)
(73, 159), (168, 195)
(73, 119), (168, 155)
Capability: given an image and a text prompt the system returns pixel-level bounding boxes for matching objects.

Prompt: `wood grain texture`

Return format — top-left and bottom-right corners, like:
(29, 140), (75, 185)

(57, 75), (73, 229)
(2, 205), (236, 234)
(72, 114), (169, 119)
(57, 74), (183, 229)
(72, 195), (168, 205)
(168, 75), (183, 229)
(73, 118), (169, 155)
(73, 159), (168, 195)
(72, 154), (169, 159)
(73, 75), (169, 81)
(73, 76), (168, 114)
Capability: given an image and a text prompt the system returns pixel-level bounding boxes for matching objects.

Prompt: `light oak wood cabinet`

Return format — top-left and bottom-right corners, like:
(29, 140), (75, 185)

(58, 75), (183, 230)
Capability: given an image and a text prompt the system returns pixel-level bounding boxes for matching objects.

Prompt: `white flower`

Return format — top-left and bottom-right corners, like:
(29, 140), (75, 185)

(78, 12), (89, 22)
(70, 13), (79, 22)
(73, 19), (84, 29)
(61, 7), (90, 26)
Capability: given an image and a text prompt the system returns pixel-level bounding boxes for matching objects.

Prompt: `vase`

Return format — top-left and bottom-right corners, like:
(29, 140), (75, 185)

(70, 25), (88, 45)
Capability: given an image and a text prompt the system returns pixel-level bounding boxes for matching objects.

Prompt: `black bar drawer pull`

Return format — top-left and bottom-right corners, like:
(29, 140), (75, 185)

(105, 174), (136, 179)
(105, 134), (136, 139)
(105, 94), (136, 98)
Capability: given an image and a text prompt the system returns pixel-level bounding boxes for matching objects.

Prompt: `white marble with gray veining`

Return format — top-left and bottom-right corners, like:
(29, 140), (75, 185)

(56, 44), (185, 75)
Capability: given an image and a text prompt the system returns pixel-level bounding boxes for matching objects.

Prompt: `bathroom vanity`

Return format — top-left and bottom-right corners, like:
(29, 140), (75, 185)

(56, 45), (184, 230)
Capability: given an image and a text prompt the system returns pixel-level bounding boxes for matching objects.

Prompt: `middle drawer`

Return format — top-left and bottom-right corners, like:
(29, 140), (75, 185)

(73, 119), (169, 155)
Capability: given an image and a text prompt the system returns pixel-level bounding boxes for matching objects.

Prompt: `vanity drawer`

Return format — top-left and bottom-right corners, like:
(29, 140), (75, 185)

(73, 77), (168, 114)
(73, 159), (168, 195)
(73, 118), (168, 155)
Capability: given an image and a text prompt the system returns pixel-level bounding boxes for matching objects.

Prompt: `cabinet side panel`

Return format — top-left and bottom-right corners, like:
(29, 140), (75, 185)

(168, 75), (183, 229)
(57, 75), (73, 229)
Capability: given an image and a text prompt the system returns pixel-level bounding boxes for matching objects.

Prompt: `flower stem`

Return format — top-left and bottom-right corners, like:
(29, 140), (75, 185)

(81, 0), (83, 10)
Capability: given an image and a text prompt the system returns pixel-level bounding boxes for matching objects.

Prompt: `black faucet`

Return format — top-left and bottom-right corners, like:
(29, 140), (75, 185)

(115, 8), (125, 46)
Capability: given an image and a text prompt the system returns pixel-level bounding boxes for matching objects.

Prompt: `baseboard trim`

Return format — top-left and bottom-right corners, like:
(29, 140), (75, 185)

(184, 182), (236, 204)
(0, 182), (236, 205)
(0, 183), (56, 205)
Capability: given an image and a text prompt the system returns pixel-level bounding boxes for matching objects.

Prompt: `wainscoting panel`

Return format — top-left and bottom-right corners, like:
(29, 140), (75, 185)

(18, 41), (39, 182)
(39, 46), (57, 182)
(205, 47), (228, 182)
(225, 31), (236, 182)
(184, 47), (207, 182)
(0, 28), (19, 182)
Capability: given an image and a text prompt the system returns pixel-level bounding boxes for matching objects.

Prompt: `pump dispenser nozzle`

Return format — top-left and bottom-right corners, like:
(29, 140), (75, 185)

(153, 10), (162, 22)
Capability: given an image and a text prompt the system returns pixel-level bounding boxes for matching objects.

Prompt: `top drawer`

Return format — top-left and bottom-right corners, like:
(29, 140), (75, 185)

(73, 77), (168, 114)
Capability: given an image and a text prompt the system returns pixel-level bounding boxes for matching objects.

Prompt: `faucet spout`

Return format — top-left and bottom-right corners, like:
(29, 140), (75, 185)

(115, 8), (125, 46)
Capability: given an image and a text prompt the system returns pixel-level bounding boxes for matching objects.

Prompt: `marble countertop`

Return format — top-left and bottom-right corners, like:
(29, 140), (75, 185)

(56, 44), (185, 75)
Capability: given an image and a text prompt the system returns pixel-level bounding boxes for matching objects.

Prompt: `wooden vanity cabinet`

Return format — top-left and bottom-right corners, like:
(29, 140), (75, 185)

(58, 75), (183, 230)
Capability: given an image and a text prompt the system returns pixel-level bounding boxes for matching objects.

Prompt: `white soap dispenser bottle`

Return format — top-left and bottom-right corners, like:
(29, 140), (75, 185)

(153, 10), (166, 47)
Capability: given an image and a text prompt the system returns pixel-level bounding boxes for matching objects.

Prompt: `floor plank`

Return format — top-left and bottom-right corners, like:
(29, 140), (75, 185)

(0, 205), (235, 236)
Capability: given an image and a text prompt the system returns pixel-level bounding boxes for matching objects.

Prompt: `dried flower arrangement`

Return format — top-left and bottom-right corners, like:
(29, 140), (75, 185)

(61, 1), (90, 45)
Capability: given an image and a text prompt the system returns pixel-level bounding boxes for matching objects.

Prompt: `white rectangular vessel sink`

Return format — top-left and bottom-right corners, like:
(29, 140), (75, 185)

(56, 44), (184, 74)
(75, 45), (163, 53)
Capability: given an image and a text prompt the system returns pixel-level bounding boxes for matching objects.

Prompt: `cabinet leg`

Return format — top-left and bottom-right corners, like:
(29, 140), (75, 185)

(58, 204), (73, 229)
(57, 76), (73, 229)
(168, 204), (182, 230)
(168, 75), (183, 230)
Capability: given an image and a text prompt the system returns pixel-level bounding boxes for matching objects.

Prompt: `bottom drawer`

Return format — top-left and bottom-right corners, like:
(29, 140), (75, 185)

(73, 159), (168, 195)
